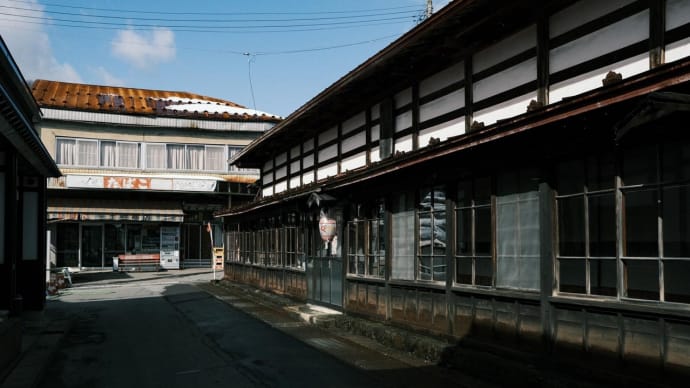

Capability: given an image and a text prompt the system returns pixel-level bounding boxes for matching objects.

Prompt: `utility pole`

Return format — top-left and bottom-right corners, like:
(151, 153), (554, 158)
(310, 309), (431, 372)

(426, 0), (433, 19)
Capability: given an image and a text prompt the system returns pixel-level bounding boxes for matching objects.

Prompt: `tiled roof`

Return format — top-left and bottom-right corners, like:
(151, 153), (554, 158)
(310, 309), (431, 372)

(31, 79), (281, 123)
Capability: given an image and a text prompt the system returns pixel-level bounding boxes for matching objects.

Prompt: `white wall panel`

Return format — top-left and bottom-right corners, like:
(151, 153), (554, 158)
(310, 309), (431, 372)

(303, 154), (314, 169)
(290, 160), (300, 174)
(318, 143), (338, 162)
(395, 134), (413, 153)
(550, 53), (648, 102)
(473, 92), (536, 126)
(666, 0), (690, 30)
(342, 112), (366, 134)
(275, 151), (287, 166)
(371, 124), (380, 142)
(317, 162), (338, 180)
(395, 88), (413, 108)
(262, 173), (273, 184)
(474, 58), (537, 102)
(418, 116), (465, 147)
(319, 126), (338, 145)
(474, 25), (536, 73)
(550, 0), (635, 38)
(275, 165), (287, 180)
(303, 138), (314, 152)
(370, 147), (380, 163)
(395, 110), (413, 132)
(303, 172), (314, 185)
(667, 37), (690, 63)
(550, 11), (649, 74)
(274, 180), (287, 194)
(342, 131), (366, 154)
(289, 176), (300, 189)
(342, 152), (367, 172)
(371, 103), (380, 121)
(420, 61), (464, 97)
(263, 160), (272, 171)
(262, 186), (273, 197)
(290, 145), (300, 159)
(420, 88), (465, 123)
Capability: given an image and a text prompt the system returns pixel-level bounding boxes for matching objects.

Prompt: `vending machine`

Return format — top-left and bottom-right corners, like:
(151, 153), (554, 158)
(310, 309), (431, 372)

(160, 226), (180, 269)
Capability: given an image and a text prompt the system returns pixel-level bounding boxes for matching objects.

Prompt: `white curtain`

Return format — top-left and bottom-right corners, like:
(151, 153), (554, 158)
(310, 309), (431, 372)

(100, 141), (116, 167)
(146, 144), (166, 169)
(118, 142), (139, 168)
(167, 145), (185, 170)
(206, 146), (225, 171)
(77, 140), (98, 166)
(56, 139), (76, 165)
(187, 145), (204, 170)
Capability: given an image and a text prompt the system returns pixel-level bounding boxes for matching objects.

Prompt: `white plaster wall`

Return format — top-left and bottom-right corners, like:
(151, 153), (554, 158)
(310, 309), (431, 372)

(290, 160), (300, 174)
(263, 160), (272, 172)
(667, 37), (690, 63)
(290, 145), (300, 159)
(550, 0), (635, 38)
(275, 151), (287, 166)
(420, 61), (464, 97)
(474, 58), (537, 102)
(262, 186), (273, 197)
(303, 172), (314, 185)
(666, 0), (690, 30)
(474, 25), (536, 73)
(262, 173), (273, 184)
(289, 176), (300, 189)
(395, 134), (413, 153)
(550, 11), (649, 74)
(303, 138), (314, 152)
(370, 147), (381, 163)
(550, 53), (649, 102)
(371, 124), (380, 142)
(419, 88), (465, 123)
(317, 162), (338, 180)
(418, 116), (465, 147)
(395, 110), (413, 133)
(303, 154), (314, 169)
(274, 180), (287, 194)
(319, 126), (338, 145)
(395, 88), (413, 108)
(275, 165), (287, 180)
(318, 143), (338, 162)
(473, 92), (536, 126)
(342, 130), (366, 154)
(342, 112), (366, 135)
(342, 152), (367, 172)
(371, 103), (380, 121)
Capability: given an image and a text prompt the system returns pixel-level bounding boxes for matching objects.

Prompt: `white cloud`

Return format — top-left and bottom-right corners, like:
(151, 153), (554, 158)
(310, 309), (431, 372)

(111, 27), (176, 69)
(91, 66), (125, 86)
(0, 0), (82, 83)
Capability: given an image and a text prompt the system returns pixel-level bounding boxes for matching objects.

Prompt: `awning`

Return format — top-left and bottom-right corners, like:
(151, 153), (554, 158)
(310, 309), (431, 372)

(47, 198), (184, 223)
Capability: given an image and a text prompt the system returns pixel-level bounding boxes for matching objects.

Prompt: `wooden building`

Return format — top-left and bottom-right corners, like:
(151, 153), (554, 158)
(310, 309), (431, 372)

(218, 0), (690, 382)
(0, 38), (61, 312)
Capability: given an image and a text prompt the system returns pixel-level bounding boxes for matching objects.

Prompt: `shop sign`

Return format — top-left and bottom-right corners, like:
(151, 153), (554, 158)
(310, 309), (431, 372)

(319, 216), (337, 241)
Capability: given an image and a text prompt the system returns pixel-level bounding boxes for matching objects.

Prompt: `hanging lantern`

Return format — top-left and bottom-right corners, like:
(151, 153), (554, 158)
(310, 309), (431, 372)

(318, 215), (337, 242)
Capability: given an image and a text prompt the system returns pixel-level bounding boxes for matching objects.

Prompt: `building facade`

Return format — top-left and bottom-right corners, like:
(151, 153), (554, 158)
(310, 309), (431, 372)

(0, 38), (61, 312)
(33, 80), (280, 271)
(218, 0), (690, 383)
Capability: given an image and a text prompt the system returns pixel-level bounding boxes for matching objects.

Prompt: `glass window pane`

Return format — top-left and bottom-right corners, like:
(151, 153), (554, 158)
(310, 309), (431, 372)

(589, 194), (616, 257)
(392, 192), (415, 280)
(433, 256), (446, 282)
(118, 142), (139, 168)
(559, 259), (585, 293)
(664, 260), (690, 303)
(590, 259), (617, 296)
(662, 141), (690, 182)
(663, 186), (690, 257)
(100, 141), (116, 167)
(474, 177), (491, 205)
(456, 209), (472, 255)
(456, 258), (472, 284)
(624, 190), (658, 257)
(146, 144), (166, 169)
(187, 145), (205, 170)
(475, 207), (492, 256)
(167, 145), (185, 169)
(56, 138), (76, 165)
(56, 223), (79, 267)
(457, 180), (472, 207)
(77, 139), (98, 166)
(625, 259), (659, 300)
(476, 257), (492, 286)
(206, 146), (225, 171)
(558, 196), (585, 257)
(433, 211), (447, 254)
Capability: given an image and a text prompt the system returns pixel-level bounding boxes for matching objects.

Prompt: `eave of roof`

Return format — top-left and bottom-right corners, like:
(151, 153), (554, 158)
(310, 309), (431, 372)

(216, 56), (690, 218)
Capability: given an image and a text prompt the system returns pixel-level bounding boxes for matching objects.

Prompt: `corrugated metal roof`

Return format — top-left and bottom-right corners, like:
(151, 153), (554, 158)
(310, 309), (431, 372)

(32, 79), (282, 123)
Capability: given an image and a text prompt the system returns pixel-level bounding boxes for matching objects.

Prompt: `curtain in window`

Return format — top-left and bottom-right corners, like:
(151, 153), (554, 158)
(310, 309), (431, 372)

(187, 145), (205, 170)
(77, 140), (98, 166)
(118, 143), (139, 168)
(167, 145), (185, 169)
(146, 144), (166, 169)
(56, 139), (77, 165)
(100, 141), (116, 167)
(206, 146), (225, 171)
(392, 192), (415, 280)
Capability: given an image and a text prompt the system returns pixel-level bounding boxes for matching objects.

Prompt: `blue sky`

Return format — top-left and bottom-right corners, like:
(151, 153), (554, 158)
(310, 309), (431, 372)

(0, 0), (450, 118)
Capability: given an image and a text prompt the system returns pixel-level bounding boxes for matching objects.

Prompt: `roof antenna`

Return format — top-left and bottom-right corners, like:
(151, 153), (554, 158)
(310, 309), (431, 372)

(243, 52), (257, 111)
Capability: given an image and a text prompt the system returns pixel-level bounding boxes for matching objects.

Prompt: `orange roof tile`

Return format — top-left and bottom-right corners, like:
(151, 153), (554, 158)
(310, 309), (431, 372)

(31, 79), (281, 123)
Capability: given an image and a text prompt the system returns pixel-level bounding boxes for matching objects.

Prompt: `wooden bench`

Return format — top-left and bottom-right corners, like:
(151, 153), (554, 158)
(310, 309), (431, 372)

(117, 254), (161, 272)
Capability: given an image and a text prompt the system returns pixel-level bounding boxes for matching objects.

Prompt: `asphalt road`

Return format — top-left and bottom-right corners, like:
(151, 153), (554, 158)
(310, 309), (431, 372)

(37, 272), (473, 388)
